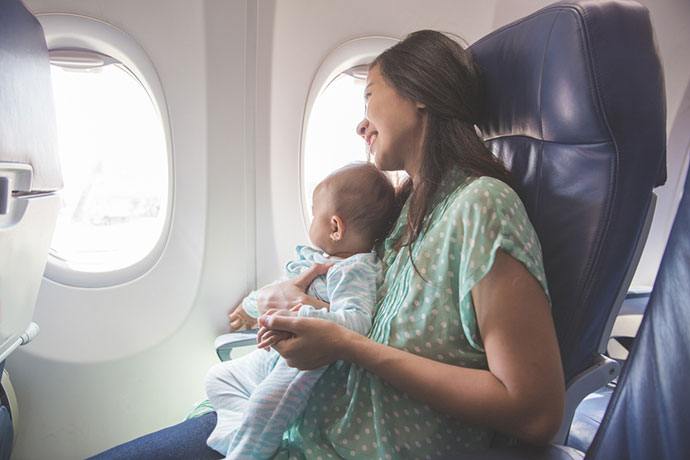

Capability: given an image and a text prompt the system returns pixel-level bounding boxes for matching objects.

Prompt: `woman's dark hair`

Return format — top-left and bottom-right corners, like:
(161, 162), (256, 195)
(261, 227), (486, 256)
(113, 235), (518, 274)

(371, 30), (511, 269)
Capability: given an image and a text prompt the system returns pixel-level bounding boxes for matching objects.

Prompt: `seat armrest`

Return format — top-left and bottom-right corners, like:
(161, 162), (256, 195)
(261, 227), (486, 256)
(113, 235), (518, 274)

(214, 330), (258, 361)
(553, 355), (620, 444)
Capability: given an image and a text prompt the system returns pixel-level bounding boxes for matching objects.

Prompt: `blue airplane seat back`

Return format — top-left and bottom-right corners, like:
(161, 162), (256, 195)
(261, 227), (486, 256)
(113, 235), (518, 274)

(0, 0), (62, 415)
(586, 159), (690, 459)
(469, 0), (666, 384)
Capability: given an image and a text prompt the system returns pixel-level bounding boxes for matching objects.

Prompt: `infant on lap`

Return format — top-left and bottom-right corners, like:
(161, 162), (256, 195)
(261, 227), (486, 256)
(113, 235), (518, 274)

(205, 162), (400, 459)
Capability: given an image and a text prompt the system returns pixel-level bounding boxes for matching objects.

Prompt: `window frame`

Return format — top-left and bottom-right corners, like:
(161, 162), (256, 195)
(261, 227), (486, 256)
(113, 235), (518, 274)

(299, 36), (398, 235)
(38, 13), (174, 288)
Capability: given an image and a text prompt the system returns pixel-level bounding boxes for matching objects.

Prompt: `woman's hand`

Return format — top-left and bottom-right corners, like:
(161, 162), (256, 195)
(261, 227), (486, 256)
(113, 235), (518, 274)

(254, 263), (332, 314)
(256, 309), (297, 350)
(228, 304), (258, 331)
(257, 314), (355, 370)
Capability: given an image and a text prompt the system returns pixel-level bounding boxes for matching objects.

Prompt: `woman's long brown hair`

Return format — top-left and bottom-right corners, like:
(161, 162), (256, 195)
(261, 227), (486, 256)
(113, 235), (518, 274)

(372, 30), (511, 271)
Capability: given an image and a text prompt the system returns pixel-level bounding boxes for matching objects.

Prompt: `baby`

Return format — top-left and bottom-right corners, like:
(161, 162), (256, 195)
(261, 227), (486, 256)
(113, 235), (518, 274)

(205, 162), (399, 459)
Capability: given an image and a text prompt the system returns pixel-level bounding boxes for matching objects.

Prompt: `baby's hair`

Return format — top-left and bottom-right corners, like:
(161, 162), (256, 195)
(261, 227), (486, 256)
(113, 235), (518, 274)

(322, 162), (400, 248)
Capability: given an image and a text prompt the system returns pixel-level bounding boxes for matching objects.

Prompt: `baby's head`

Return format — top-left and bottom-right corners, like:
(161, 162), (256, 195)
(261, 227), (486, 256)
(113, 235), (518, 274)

(309, 162), (399, 257)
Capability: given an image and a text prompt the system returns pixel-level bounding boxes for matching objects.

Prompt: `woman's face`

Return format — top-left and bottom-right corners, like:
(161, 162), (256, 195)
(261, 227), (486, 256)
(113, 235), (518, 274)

(356, 65), (426, 175)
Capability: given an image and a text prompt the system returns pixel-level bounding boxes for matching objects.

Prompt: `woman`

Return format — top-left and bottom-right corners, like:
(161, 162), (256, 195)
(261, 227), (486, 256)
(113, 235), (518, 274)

(93, 30), (564, 459)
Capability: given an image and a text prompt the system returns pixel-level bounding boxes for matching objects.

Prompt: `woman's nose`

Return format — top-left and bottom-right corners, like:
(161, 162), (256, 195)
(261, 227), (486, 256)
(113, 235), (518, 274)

(356, 118), (369, 139)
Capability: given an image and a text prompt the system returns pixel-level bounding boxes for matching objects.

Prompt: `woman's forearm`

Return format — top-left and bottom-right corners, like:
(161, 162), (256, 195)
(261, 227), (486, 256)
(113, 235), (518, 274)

(342, 333), (560, 445)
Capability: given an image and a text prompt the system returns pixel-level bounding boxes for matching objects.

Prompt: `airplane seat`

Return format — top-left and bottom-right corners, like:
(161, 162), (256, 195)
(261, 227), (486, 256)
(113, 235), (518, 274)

(465, 128), (690, 460)
(566, 289), (650, 453)
(584, 140), (690, 460)
(469, 0), (666, 444)
(0, 0), (63, 456)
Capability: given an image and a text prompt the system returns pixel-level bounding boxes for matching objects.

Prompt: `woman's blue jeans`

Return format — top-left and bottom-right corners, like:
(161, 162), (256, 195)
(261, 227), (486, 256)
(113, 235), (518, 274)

(88, 412), (223, 459)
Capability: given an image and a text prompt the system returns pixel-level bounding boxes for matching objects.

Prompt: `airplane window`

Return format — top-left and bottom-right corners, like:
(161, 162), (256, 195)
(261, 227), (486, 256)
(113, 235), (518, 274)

(303, 70), (368, 220)
(48, 50), (169, 274)
(302, 66), (406, 221)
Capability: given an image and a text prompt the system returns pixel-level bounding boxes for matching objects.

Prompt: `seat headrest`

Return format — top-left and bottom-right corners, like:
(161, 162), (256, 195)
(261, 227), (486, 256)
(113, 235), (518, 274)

(472, 0), (666, 184)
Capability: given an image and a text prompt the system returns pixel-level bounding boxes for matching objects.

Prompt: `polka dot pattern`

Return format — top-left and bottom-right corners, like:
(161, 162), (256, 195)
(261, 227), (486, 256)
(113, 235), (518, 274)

(275, 169), (550, 459)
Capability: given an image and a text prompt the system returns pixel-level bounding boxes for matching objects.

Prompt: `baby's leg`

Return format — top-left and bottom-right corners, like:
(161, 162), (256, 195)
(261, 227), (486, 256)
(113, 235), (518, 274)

(226, 360), (326, 459)
(204, 349), (280, 455)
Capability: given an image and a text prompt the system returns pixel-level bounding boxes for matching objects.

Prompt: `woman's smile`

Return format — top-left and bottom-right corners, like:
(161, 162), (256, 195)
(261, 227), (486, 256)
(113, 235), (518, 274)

(366, 132), (378, 153)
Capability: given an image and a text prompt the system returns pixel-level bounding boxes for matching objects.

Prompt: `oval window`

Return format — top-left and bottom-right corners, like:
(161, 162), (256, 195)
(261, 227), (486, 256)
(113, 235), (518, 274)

(300, 37), (403, 226)
(48, 49), (169, 274)
(302, 67), (369, 220)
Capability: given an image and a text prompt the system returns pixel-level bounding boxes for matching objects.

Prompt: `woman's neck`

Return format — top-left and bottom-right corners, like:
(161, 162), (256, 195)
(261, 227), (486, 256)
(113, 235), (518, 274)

(404, 115), (428, 184)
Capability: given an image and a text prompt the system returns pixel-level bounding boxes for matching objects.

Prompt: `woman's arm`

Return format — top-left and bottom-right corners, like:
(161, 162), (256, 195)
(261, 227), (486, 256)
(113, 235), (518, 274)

(265, 251), (564, 445)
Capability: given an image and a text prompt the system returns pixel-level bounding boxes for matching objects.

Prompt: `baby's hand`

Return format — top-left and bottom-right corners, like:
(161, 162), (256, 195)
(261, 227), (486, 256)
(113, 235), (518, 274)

(256, 309), (299, 350)
(228, 304), (258, 331)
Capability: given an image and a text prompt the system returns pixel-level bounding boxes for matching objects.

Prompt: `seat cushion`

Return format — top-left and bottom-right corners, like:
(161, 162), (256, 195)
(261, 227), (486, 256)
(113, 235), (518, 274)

(566, 386), (613, 452)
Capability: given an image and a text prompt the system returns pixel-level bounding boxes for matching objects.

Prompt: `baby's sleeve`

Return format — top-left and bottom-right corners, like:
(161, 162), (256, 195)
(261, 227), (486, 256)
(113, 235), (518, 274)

(297, 256), (380, 336)
(242, 246), (315, 318)
(242, 291), (259, 318)
(454, 178), (550, 351)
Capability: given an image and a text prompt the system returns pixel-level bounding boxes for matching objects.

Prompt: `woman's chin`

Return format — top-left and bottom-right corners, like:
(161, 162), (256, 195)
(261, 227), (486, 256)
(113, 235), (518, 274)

(372, 154), (393, 171)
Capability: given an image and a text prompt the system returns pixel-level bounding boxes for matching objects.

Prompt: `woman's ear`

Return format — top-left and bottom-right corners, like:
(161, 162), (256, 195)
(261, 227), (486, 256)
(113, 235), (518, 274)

(329, 215), (345, 241)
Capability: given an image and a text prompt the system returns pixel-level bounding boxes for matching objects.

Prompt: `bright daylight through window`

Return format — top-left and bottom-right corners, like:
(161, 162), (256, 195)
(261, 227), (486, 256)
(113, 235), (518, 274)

(303, 66), (406, 222)
(303, 70), (368, 220)
(49, 52), (168, 273)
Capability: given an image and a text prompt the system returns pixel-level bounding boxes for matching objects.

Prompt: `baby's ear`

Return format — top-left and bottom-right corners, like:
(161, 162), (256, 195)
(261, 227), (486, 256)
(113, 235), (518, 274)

(330, 215), (345, 241)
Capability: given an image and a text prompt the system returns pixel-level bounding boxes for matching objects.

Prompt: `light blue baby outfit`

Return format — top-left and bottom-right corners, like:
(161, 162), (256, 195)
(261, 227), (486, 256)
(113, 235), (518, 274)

(205, 245), (381, 459)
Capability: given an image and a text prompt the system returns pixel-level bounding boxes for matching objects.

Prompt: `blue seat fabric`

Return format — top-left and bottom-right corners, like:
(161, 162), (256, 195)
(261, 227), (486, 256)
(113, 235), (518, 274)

(469, 0), (666, 382)
(498, 107), (690, 460)
(565, 386), (613, 453)
(458, 78), (689, 460)
(585, 138), (690, 460)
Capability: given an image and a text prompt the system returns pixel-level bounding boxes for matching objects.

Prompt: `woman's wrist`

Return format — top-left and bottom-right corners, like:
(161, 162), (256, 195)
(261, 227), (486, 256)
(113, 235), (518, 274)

(338, 328), (369, 363)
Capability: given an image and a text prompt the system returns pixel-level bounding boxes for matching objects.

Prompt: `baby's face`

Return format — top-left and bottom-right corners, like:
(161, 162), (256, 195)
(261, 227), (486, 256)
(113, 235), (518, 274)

(308, 183), (336, 253)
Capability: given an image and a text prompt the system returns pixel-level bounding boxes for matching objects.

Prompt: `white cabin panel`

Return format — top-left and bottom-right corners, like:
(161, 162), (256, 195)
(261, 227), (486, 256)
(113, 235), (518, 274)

(9, 0), (254, 458)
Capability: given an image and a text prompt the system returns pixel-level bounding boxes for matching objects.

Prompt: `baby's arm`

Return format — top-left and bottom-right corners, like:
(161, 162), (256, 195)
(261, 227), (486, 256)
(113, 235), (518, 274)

(296, 257), (379, 336)
(230, 247), (332, 331)
(228, 280), (281, 331)
(229, 304), (259, 331)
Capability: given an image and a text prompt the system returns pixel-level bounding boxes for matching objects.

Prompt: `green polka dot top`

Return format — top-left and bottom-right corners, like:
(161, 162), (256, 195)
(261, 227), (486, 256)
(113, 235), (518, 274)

(275, 168), (550, 459)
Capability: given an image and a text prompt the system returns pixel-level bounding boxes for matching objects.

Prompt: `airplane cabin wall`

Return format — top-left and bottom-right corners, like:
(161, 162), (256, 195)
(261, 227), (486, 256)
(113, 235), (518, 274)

(10, 0), (254, 458)
(4, 0), (689, 459)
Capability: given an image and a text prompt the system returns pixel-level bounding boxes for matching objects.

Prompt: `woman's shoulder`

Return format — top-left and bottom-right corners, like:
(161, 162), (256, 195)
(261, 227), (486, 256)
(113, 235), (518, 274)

(448, 175), (522, 212)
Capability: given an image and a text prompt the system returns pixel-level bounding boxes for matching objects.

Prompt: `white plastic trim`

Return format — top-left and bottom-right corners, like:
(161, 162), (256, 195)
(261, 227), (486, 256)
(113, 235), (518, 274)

(298, 36), (398, 235)
(37, 13), (174, 288)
